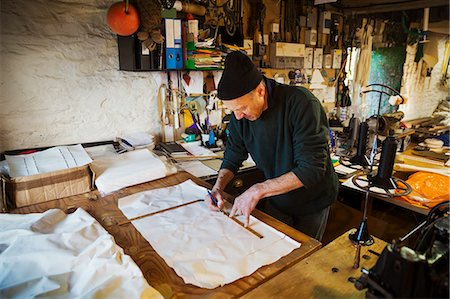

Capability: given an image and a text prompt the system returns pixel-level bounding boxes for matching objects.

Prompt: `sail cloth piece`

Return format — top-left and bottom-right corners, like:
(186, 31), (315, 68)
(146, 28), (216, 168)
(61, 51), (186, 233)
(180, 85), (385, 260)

(5, 144), (92, 178)
(0, 209), (162, 299)
(90, 149), (172, 195)
(118, 180), (301, 289)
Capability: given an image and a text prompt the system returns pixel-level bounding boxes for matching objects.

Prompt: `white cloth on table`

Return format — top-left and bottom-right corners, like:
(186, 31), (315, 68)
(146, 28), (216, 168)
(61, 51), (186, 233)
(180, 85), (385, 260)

(0, 208), (162, 299)
(90, 149), (172, 195)
(5, 144), (92, 178)
(118, 179), (301, 289)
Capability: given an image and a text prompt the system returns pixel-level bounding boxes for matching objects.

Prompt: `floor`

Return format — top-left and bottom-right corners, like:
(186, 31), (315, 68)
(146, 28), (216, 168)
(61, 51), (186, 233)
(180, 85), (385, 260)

(321, 188), (427, 246)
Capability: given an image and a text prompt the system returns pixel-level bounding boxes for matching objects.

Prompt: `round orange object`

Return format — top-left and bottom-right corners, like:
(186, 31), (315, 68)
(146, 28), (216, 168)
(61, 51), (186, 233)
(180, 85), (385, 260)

(107, 1), (140, 36)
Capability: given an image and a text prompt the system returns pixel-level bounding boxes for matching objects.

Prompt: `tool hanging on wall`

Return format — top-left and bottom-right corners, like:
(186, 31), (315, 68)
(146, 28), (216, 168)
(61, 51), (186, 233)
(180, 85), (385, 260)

(136, 0), (164, 51)
(173, 1), (207, 16)
(158, 72), (187, 142)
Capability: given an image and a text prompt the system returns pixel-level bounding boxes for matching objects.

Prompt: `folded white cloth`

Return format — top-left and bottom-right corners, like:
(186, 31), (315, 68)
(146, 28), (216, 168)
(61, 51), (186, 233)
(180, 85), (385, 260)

(5, 144), (92, 178)
(0, 208), (162, 299)
(0, 209), (162, 298)
(90, 149), (174, 195)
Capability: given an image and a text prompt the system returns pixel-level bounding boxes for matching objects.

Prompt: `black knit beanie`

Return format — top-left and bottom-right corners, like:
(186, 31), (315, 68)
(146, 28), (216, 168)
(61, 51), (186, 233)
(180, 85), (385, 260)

(217, 51), (263, 101)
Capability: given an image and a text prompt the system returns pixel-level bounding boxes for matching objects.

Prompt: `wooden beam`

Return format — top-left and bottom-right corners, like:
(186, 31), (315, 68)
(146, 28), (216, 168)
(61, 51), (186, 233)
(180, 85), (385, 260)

(342, 0), (448, 15)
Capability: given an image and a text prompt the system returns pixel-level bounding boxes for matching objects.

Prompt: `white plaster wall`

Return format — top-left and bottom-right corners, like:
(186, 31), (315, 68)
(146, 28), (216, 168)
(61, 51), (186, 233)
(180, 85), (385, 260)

(400, 34), (449, 120)
(0, 0), (165, 152)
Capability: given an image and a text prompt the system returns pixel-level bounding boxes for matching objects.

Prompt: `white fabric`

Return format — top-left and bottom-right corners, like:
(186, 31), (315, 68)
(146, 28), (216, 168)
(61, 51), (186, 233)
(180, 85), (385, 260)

(84, 144), (118, 160)
(0, 208), (162, 299)
(118, 180), (301, 289)
(177, 160), (218, 178)
(5, 144), (92, 178)
(90, 149), (170, 195)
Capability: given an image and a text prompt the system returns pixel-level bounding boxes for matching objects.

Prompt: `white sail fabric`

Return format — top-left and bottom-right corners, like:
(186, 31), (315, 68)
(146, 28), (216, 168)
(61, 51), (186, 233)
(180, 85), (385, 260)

(118, 180), (301, 289)
(0, 208), (162, 299)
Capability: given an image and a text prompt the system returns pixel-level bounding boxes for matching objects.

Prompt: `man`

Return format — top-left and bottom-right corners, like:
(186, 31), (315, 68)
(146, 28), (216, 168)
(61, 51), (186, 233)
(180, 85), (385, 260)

(206, 51), (339, 241)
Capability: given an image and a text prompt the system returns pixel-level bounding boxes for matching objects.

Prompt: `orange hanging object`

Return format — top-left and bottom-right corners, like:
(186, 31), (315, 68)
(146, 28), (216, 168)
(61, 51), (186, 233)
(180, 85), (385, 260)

(107, 1), (140, 36)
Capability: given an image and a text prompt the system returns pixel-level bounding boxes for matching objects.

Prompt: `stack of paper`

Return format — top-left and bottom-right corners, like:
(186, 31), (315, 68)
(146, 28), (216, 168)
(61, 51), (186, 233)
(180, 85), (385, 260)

(117, 132), (155, 152)
(90, 149), (171, 195)
(5, 145), (92, 178)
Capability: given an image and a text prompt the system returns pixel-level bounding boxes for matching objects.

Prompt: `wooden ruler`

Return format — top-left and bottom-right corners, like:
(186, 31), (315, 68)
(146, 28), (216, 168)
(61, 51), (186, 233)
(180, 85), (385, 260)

(227, 213), (264, 239)
(119, 199), (263, 238)
(118, 199), (204, 226)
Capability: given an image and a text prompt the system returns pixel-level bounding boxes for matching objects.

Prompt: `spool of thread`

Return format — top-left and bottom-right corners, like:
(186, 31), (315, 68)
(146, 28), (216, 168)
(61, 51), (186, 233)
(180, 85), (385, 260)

(349, 121), (370, 167)
(173, 1), (206, 16)
(349, 115), (361, 148)
(376, 136), (397, 180)
(356, 122), (368, 157)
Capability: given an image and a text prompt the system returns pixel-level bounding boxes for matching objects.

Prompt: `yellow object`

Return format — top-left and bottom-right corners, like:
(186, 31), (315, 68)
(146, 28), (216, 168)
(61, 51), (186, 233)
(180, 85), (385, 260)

(183, 108), (194, 128)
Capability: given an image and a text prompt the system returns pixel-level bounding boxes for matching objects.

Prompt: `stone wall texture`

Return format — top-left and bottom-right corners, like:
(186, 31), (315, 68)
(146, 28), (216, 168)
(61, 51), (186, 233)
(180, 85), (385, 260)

(400, 34), (449, 120)
(1, 0), (164, 151)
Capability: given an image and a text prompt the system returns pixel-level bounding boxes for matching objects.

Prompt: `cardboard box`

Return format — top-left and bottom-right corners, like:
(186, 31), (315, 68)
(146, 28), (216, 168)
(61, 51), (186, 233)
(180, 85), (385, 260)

(1, 165), (92, 210)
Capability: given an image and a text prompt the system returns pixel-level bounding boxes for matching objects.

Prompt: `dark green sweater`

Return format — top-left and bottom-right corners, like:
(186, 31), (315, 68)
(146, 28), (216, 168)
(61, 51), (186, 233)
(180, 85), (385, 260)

(221, 77), (338, 216)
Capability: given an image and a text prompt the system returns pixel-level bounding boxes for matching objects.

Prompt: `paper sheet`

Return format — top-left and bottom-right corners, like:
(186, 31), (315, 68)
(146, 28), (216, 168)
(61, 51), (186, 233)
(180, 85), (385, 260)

(119, 132), (154, 147)
(118, 180), (300, 289)
(84, 144), (118, 160)
(180, 141), (219, 158)
(200, 154), (256, 172)
(201, 159), (223, 172)
(342, 175), (391, 194)
(0, 208), (162, 299)
(5, 144), (92, 178)
(90, 149), (169, 195)
(178, 160), (218, 177)
(334, 164), (360, 175)
(182, 71), (204, 95)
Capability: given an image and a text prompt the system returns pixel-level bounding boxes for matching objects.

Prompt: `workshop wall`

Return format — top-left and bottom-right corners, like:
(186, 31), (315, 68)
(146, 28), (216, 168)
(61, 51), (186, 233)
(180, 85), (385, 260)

(366, 46), (406, 116)
(0, 0), (164, 152)
(400, 33), (449, 120)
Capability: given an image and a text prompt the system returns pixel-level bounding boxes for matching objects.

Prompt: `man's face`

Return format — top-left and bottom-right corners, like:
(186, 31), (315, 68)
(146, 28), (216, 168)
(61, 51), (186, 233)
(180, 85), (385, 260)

(222, 84), (267, 121)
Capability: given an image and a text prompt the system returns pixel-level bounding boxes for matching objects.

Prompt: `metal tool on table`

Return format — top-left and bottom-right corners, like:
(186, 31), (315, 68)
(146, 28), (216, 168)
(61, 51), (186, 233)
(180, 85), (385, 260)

(207, 190), (263, 239)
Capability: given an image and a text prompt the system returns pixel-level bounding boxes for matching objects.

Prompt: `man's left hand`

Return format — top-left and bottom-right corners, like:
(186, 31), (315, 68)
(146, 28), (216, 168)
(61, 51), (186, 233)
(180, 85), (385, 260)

(229, 184), (262, 227)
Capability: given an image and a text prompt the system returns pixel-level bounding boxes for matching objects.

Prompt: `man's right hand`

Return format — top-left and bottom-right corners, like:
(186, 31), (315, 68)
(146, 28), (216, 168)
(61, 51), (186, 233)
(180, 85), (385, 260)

(205, 187), (225, 211)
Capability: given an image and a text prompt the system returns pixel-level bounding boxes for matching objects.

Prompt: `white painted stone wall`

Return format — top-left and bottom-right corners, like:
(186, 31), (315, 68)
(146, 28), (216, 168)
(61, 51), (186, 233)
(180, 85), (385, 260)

(0, 0), (167, 152)
(400, 34), (449, 120)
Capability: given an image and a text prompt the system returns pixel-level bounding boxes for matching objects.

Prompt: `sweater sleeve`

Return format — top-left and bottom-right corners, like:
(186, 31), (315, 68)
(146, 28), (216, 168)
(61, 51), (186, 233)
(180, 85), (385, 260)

(220, 115), (249, 174)
(290, 91), (329, 188)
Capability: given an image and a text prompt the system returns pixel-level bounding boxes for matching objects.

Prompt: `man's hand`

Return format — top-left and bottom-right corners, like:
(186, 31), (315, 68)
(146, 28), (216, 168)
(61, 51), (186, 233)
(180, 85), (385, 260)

(229, 184), (262, 227)
(205, 186), (225, 211)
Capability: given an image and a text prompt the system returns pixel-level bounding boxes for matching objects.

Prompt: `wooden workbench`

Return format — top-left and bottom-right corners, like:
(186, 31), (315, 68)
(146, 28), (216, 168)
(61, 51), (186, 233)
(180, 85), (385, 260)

(242, 230), (387, 299)
(9, 171), (321, 298)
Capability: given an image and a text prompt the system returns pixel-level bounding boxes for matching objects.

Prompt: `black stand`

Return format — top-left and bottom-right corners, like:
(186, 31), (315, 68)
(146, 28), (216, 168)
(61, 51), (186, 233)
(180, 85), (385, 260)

(349, 218), (374, 246)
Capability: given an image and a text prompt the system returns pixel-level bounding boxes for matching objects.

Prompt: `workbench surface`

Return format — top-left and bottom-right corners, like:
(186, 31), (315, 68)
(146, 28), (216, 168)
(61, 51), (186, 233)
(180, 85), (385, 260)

(10, 171), (321, 298)
(242, 230), (387, 299)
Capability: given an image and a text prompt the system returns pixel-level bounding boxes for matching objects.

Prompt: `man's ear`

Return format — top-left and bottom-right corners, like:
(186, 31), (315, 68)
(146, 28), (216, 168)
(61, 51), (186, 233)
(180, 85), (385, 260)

(256, 83), (265, 97)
